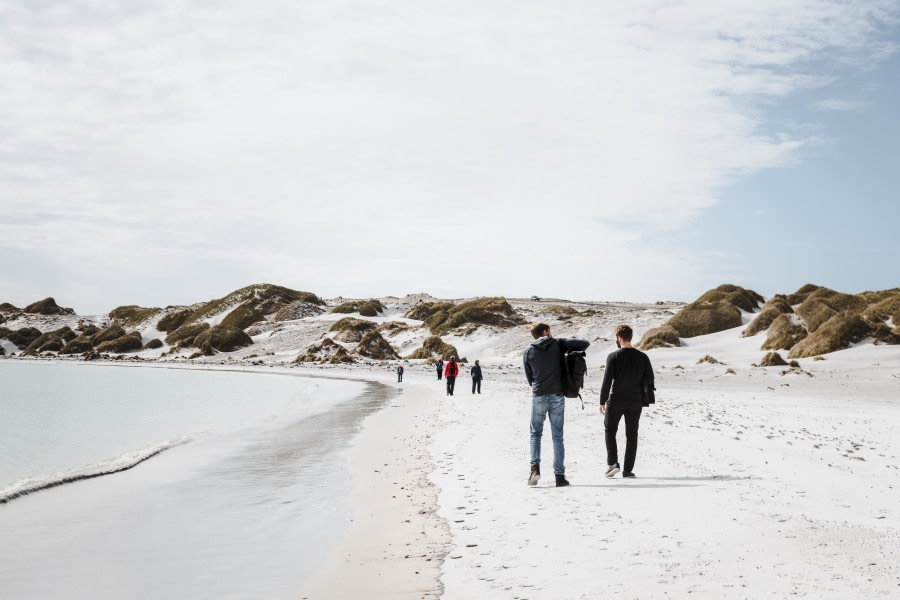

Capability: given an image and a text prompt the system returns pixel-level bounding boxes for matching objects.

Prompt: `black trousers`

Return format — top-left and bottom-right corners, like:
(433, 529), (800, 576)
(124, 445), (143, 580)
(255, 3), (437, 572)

(437, 369), (442, 380)
(472, 378), (481, 394)
(397, 372), (403, 382)
(604, 405), (642, 473)
(446, 376), (456, 395)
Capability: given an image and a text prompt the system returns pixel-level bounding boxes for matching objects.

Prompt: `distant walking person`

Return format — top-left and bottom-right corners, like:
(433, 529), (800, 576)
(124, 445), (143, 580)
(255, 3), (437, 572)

(397, 364), (404, 382)
(436, 359), (444, 380)
(471, 359), (483, 394)
(600, 324), (655, 479)
(523, 323), (590, 487)
(444, 356), (459, 396)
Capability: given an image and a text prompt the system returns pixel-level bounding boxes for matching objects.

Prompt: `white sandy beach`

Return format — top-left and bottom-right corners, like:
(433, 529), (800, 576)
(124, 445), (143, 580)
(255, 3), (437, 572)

(3, 296), (900, 599)
(292, 337), (900, 599)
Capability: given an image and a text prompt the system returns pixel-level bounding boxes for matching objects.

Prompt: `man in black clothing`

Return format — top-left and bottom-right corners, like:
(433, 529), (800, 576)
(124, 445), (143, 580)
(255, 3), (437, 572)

(524, 323), (590, 487)
(397, 364), (404, 382)
(599, 324), (655, 478)
(436, 359), (444, 380)
(470, 359), (483, 394)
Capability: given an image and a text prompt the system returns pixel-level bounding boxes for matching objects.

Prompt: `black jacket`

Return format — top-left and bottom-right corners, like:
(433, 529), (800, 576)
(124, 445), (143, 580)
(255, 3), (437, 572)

(523, 337), (590, 396)
(600, 347), (655, 409)
(471, 365), (483, 379)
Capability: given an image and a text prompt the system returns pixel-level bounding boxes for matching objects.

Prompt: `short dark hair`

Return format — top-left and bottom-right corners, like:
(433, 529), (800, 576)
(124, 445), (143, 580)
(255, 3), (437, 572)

(615, 324), (633, 342)
(530, 322), (550, 339)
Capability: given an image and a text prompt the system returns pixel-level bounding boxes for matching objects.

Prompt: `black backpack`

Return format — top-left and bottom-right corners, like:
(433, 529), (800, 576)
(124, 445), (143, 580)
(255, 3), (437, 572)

(559, 343), (588, 408)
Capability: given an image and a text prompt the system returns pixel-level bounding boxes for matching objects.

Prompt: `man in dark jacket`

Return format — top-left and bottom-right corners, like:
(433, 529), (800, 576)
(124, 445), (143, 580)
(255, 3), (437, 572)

(444, 356), (459, 396)
(470, 359), (483, 394)
(436, 359), (444, 380)
(397, 364), (404, 382)
(523, 323), (590, 487)
(600, 324), (655, 478)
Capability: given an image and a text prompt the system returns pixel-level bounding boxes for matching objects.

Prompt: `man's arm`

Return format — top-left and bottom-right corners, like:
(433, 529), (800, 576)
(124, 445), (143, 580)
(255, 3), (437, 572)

(559, 338), (590, 352)
(599, 352), (614, 406)
(523, 349), (533, 386)
(642, 354), (656, 405)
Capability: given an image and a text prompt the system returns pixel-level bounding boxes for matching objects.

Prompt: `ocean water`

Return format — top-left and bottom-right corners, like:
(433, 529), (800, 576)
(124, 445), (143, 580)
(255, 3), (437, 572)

(0, 361), (393, 599)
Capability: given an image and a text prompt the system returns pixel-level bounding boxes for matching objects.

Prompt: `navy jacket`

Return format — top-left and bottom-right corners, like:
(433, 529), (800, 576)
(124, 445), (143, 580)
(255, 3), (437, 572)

(523, 336), (590, 396)
(471, 365), (483, 380)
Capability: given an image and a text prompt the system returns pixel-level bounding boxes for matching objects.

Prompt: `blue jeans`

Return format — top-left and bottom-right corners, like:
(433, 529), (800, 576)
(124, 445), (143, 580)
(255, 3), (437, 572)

(530, 394), (565, 474)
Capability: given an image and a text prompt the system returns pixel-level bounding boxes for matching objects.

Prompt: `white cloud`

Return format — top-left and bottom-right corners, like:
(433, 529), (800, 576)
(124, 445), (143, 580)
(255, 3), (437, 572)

(0, 0), (897, 311)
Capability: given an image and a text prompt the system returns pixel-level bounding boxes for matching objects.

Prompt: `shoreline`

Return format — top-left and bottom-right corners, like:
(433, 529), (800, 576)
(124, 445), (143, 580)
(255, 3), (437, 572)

(1, 358), (452, 598)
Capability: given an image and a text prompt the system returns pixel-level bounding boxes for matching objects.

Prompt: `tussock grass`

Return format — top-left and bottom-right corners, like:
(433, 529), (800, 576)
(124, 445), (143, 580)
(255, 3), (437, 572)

(377, 321), (409, 335)
(294, 338), (355, 364)
(404, 302), (455, 321)
(79, 324), (100, 337)
(192, 325), (252, 352)
(761, 314), (808, 351)
(694, 284), (764, 312)
(643, 285), (761, 345)
(405, 336), (461, 361)
(638, 326), (681, 350)
(157, 309), (193, 333)
(183, 284), (323, 330)
(755, 352), (788, 367)
(24, 297), (74, 315)
(25, 326), (76, 353)
(274, 301), (324, 321)
(425, 297), (524, 335)
(795, 288), (867, 333)
(789, 312), (872, 358)
(332, 299), (384, 317)
(696, 355), (722, 365)
(165, 323), (211, 347)
(143, 338), (164, 350)
(329, 317), (377, 342)
(0, 302), (20, 312)
(743, 297), (794, 337)
(110, 305), (162, 328)
(863, 292), (900, 325)
(96, 332), (143, 353)
(220, 304), (263, 330)
(6, 327), (42, 349)
(355, 330), (399, 359)
(60, 336), (94, 355)
(669, 301), (742, 338)
(90, 325), (127, 346)
(786, 283), (823, 305)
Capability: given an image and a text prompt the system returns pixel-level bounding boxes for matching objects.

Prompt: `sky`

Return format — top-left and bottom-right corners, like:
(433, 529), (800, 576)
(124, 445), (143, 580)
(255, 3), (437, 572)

(1, 0), (898, 314)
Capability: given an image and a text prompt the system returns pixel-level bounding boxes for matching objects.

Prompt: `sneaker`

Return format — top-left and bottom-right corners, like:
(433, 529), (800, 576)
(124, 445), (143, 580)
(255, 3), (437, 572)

(528, 465), (540, 486)
(623, 472), (636, 478)
(605, 463), (620, 478)
(555, 474), (570, 487)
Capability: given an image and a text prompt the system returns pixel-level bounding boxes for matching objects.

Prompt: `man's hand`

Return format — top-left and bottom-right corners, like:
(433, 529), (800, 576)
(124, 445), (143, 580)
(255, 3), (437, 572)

(599, 403), (606, 414)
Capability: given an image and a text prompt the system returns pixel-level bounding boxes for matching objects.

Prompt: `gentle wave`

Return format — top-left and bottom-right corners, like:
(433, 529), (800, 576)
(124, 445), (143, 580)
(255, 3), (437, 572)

(0, 437), (192, 505)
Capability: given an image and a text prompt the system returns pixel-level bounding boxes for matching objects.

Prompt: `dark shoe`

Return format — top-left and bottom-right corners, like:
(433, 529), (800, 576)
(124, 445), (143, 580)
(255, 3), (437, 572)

(528, 465), (540, 486)
(605, 463), (620, 478)
(623, 472), (636, 478)
(555, 474), (570, 487)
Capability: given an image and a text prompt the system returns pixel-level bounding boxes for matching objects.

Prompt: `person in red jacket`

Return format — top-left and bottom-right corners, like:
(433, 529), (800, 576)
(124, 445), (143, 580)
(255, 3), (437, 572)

(444, 356), (459, 396)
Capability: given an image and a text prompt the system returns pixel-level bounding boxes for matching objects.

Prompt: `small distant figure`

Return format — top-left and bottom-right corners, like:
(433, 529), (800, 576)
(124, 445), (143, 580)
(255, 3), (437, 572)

(397, 364), (404, 382)
(470, 359), (483, 394)
(600, 324), (655, 479)
(444, 356), (459, 396)
(436, 359), (444, 380)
